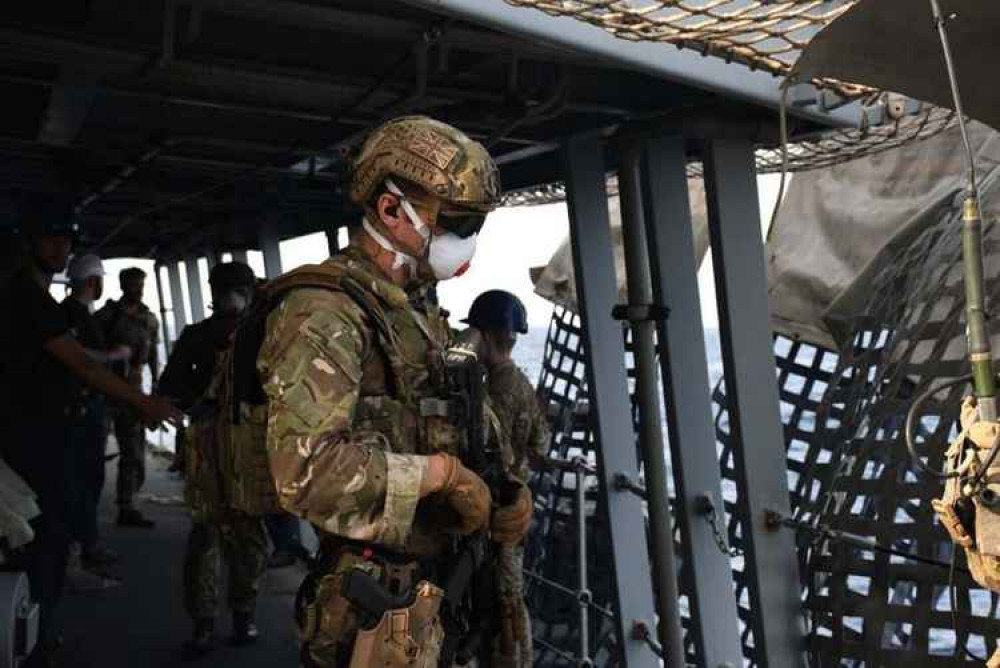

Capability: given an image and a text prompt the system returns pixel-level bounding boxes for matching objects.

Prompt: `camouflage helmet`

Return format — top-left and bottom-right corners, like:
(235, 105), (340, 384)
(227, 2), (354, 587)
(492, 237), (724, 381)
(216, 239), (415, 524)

(349, 116), (501, 213)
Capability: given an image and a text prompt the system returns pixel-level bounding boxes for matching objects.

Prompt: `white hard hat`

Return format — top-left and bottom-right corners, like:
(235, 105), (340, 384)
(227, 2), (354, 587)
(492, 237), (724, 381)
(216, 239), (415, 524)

(67, 254), (105, 282)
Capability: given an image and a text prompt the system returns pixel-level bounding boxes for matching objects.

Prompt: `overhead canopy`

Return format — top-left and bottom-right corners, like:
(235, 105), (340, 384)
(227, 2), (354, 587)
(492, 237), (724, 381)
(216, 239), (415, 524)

(793, 0), (1000, 133)
(0, 0), (847, 262)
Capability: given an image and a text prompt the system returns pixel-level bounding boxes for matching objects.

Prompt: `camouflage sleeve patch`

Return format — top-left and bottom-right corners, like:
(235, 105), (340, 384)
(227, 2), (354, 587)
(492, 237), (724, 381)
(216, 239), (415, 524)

(379, 452), (428, 549)
(258, 288), (425, 547)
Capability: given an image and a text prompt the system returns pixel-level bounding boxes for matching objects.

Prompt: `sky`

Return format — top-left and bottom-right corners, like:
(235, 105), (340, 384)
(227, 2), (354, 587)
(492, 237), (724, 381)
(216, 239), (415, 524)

(71, 174), (784, 343)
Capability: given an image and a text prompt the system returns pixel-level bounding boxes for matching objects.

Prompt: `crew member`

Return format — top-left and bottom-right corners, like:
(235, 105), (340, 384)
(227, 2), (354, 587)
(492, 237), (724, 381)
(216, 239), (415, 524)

(0, 200), (179, 666)
(96, 267), (160, 527)
(463, 290), (550, 667)
(158, 261), (268, 654)
(256, 116), (533, 666)
(61, 253), (130, 576)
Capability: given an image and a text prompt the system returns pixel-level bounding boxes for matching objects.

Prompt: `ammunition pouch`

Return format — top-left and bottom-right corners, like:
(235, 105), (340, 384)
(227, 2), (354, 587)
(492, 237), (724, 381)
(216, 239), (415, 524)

(355, 394), (463, 456)
(184, 419), (224, 521)
(225, 401), (280, 516)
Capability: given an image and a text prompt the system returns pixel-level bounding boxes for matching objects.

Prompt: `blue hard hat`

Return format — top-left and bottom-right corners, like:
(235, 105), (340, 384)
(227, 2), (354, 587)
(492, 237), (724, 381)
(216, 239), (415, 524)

(462, 290), (529, 334)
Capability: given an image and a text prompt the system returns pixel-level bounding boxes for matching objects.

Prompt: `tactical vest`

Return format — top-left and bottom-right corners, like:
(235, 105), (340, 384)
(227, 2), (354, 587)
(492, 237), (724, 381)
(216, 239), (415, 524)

(215, 255), (464, 518)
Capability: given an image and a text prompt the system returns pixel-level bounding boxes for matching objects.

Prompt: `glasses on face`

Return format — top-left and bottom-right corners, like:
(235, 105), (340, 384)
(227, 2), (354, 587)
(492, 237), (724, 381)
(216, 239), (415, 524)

(435, 208), (487, 238)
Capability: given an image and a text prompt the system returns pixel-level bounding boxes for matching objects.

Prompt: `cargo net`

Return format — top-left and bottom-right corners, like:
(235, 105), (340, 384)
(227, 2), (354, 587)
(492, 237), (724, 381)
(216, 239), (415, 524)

(526, 307), (714, 665)
(528, 190), (1000, 664)
(776, 188), (1000, 665)
(502, 0), (855, 81)
(525, 307), (622, 666)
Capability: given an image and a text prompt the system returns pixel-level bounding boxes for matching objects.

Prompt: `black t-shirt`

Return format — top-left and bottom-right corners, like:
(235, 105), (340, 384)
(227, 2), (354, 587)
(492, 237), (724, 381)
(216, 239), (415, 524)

(0, 271), (74, 422)
(61, 296), (107, 405)
(61, 297), (105, 351)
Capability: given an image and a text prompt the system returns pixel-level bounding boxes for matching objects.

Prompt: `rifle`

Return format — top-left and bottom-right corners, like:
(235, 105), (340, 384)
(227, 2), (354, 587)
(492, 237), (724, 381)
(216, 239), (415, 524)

(437, 355), (519, 667)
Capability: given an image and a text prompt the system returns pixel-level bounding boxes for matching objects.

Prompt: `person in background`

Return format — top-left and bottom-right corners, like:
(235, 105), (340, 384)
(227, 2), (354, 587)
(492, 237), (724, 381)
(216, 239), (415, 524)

(462, 290), (550, 668)
(96, 267), (161, 528)
(158, 261), (269, 655)
(60, 254), (131, 589)
(264, 513), (313, 569)
(0, 200), (179, 667)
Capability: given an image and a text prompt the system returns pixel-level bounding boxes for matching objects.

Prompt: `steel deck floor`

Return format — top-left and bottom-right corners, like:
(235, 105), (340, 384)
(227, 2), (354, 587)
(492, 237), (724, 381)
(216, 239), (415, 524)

(57, 448), (305, 668)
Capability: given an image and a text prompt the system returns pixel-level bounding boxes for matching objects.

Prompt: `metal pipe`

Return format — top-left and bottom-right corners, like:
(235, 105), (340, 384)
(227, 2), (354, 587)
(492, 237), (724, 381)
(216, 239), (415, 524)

(154, 263), (172, 357)
(617, 141), (685, 667)
(575, 459), (592, 667)
(929, 0), (996, 419)
(486, 73), (570, 149)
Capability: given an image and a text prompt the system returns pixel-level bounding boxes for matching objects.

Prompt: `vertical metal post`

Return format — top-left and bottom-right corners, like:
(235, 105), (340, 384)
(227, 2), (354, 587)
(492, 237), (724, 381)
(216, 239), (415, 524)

(326, 227), (341, 256)
(617, 142), (685, 667)
(703, 138), (805, 666)
(639, 134), (744, 667)
(562, 135), (658, 668)
(166, 261), (188, 341)
(206, 252), (218, 271)
(259, 219), (283, 279)
(153, 263), (172, 357)
(231, 249), (249, 264)
(184, 255), (205, 323)
(575, 460), (590, 666)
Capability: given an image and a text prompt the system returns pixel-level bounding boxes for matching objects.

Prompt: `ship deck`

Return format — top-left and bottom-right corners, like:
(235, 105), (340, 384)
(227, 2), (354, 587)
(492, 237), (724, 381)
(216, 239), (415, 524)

(58, 445), (306, 668)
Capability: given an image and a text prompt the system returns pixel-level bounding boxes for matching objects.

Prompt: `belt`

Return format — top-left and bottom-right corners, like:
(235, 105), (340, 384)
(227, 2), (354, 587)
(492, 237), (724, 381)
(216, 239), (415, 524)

(318, 536), (441, 595)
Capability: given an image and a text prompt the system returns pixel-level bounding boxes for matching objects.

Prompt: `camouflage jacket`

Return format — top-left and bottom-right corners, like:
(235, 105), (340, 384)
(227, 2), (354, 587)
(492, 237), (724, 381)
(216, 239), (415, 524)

(96, 299), (159, 386)
(256, 248), (467, 557)
(488, 361), (549, 482)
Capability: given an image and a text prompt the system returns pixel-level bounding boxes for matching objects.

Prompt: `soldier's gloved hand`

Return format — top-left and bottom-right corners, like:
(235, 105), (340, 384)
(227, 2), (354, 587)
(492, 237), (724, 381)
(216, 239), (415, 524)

(429, 454), (492, 534)
(490, 482), (534, 545)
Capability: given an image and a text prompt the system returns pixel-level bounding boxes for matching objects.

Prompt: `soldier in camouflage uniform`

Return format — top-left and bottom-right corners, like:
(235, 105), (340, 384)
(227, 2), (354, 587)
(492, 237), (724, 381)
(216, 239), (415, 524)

(96, 267), (160, 528)
(158, 262), (268, 654)
(462, 291), (550, 668)
(256, 116), (534, 667)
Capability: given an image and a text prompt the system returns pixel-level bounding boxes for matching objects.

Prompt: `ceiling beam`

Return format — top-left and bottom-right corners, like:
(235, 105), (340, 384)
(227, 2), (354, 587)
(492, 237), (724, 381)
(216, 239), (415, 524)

(399, 0), (864, 129)
(184, 0), (587, 63)
(37, 66), (101, 146)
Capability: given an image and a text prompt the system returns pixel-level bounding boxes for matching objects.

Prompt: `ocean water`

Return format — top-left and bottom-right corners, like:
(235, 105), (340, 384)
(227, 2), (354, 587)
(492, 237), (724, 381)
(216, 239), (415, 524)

(513, 325), (725, 388)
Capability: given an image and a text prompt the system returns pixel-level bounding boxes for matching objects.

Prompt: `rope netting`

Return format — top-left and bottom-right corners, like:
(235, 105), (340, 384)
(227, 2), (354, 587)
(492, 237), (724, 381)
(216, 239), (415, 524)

(502, 0), (856, 81)
(495, 0), (960, 205)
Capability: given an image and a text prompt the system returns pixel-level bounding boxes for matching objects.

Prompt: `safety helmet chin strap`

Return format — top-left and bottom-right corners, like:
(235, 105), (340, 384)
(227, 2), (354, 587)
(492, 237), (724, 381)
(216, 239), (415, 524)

(384, 178), (431, 245)
(362, 217), (419, 276)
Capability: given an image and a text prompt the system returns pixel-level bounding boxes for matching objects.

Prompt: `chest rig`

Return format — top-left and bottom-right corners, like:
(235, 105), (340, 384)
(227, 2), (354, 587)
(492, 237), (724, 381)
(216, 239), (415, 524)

(343, 271), (464, 459)
(268, 254), (463, 459)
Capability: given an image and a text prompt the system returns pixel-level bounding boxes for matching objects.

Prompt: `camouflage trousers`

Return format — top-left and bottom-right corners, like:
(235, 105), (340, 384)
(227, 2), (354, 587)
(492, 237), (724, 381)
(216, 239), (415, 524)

(183, 513), (269, 620)
(112, 410), (145, 508)
(495, 544), (532, 668)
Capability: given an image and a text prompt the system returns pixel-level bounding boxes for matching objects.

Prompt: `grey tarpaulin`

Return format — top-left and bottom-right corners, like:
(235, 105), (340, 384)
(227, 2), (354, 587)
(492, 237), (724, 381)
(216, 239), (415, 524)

(771, 121), (1000, 349)
(531, 124), (1000, 351)
(530, 179), (709, 311)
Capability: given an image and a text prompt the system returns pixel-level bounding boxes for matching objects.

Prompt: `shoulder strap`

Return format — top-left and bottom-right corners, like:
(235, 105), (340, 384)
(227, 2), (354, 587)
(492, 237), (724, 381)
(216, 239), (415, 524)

(262, 263), (350, 300)
(239, 263), (414, 412)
